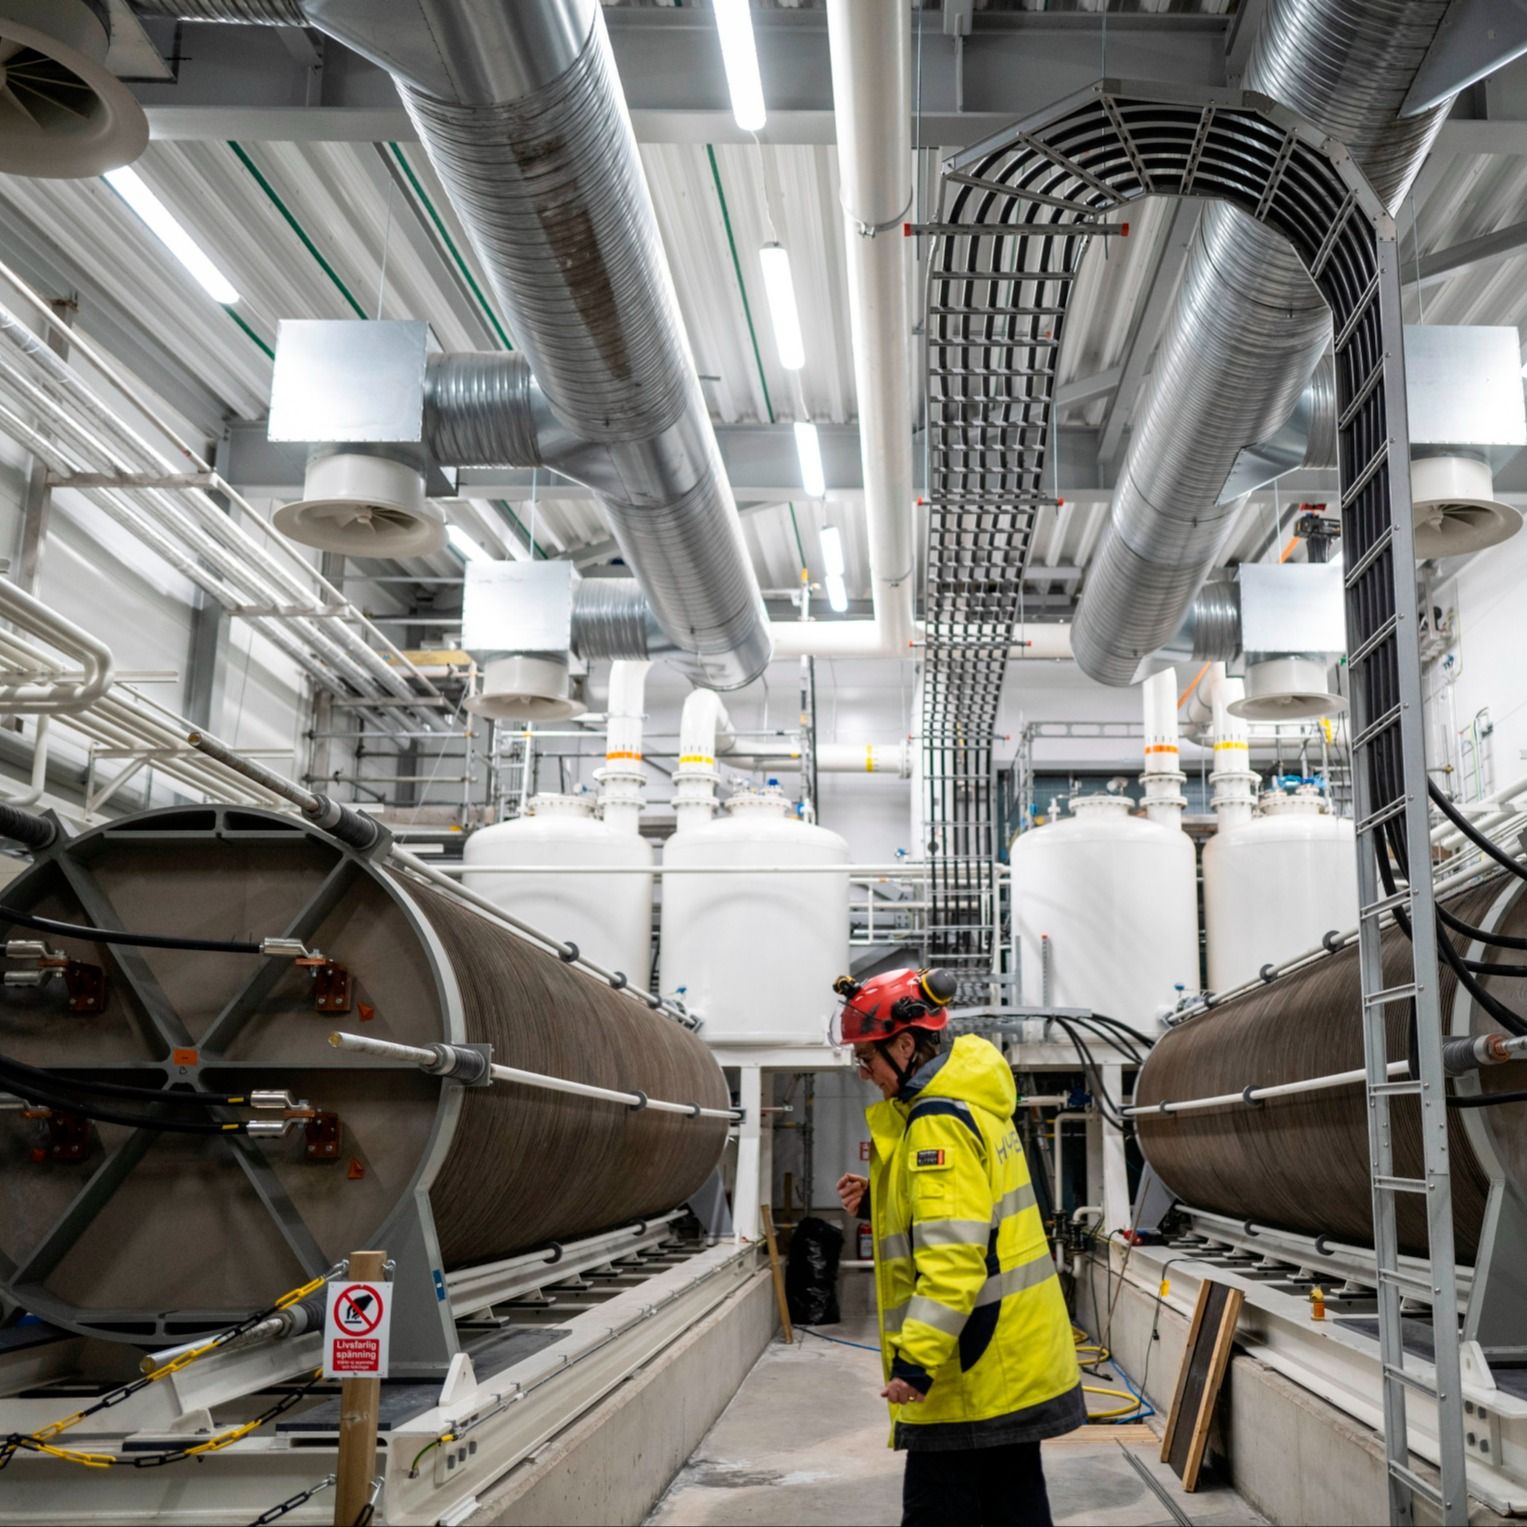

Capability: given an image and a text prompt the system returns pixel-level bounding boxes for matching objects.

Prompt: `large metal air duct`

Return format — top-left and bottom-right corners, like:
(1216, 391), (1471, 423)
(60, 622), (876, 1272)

(1070, 0), (1456, 686)
(136, 0), (772, 692)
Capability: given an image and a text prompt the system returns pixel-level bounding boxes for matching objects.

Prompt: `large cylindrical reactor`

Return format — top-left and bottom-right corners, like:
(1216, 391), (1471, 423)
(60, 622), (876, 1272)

(0, 805), (726, 1344)
(1202, 787), (1358, 992)
(661, 785), (849, 1044)
(1011, 794), (1199, 1032)
(1136, 875), (1527, 1258)
(463, 792), (653, 984)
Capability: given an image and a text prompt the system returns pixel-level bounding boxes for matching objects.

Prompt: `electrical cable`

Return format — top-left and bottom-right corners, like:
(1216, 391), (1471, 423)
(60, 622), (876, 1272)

(1428, 781), (1527, 884)
(796, 1326), (882, 1354)
(0, 1062), (256, 1135)
(1446, 1088), (1527, 1109)
(0, 904), (263, 955)
(1048, 1016), (1130, 1128)
(0, 1051), (249, 1107)
(1437, 900), (1527, 950)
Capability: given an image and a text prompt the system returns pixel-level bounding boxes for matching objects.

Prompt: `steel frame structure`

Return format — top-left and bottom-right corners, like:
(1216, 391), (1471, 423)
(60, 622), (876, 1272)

(918, 77), (1462, 1521)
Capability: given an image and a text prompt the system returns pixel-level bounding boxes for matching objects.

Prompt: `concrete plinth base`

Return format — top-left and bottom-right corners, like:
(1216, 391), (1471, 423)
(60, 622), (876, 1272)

(1077, 1263), (1511, 1527)
(469, 1268), (776, 1527)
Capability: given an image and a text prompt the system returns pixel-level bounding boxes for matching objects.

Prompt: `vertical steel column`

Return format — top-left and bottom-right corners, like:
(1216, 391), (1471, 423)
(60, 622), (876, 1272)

(13, 298), (75, 595)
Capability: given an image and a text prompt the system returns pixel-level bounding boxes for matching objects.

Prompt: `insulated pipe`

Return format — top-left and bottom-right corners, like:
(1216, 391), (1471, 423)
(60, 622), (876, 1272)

(1139, 667), (1186, 826)
(1208, 667), (1257, 829)
(821, 0), (916, 657)
(1070, 0), (1456, 686)
(598, 659), (648, 836)
(739, 740), (912, 777)
(673, 688), (731, 830)
(0, 718), (50, 809)
(0, 577), (114, 715)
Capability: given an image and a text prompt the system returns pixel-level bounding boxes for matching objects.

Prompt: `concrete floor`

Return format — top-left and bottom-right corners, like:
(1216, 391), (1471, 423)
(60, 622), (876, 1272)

(648, 1320), (1267, 1526)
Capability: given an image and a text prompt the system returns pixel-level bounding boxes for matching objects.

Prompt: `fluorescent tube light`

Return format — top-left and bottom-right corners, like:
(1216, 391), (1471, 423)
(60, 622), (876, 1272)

(103, 167), (241, 306)
(825, 573), (849, 613)
(794, 420), (825, 498)
(448, 524), (487, 563)
(759, 242), (804, 369)
(820, 523), (846, 578)
(714, 0), (766, 133)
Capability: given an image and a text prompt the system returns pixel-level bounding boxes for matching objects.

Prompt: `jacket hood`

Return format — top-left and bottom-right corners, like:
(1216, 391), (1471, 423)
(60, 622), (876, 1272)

(904, 1033), (1015, 1117)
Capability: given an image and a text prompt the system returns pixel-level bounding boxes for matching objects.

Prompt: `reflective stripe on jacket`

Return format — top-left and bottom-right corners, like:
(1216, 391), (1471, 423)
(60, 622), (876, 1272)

(868, 1034), (1083, 1447)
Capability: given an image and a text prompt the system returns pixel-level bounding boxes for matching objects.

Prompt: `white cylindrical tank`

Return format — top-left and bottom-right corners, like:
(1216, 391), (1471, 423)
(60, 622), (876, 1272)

(464, 793), (653, 982)
(661, 784), (850, 1045)
(1011, 793), (1199, 1032)
(1203, 786), (1358, 992)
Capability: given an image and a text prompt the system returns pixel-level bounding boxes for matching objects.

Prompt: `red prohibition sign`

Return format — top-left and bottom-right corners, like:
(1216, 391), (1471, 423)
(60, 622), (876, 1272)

(333, 1283), (384, 1334)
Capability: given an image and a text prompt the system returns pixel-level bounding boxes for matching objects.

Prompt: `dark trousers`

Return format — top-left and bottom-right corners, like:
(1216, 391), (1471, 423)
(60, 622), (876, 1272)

(901, 1441), (1053, 1527)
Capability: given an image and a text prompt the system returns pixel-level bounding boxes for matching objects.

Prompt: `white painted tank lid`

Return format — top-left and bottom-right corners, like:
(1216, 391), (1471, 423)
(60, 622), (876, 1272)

(528, 792), (595, 817)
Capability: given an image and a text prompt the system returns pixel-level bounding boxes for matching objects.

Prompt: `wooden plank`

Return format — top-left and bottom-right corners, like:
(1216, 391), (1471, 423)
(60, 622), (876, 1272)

(760, 1204), (794, 1344)
(1161, 1279), (1243, 1492)
(1159, 1276), (1212, 1466)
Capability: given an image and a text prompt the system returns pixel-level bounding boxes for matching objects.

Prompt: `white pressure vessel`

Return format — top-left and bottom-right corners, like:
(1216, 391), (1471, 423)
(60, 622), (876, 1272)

(660, 784), (850, 1045)
(1203, 787), (1358, 992)
(463, 793), (653, 983)
(1011, 793), (1199, 1033)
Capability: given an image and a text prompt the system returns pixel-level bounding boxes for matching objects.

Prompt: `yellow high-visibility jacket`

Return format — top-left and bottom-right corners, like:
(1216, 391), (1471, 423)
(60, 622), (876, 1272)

(867, 1034), (1084, 1448)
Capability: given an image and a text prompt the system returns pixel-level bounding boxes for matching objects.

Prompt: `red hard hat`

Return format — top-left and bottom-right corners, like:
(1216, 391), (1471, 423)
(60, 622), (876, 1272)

(830, 967), (958, 1046)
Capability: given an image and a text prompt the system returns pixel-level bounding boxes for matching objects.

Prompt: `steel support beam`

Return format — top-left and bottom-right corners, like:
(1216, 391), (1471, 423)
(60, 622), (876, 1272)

(130, 11), (1230, 145)
(12, 299), (74, 596)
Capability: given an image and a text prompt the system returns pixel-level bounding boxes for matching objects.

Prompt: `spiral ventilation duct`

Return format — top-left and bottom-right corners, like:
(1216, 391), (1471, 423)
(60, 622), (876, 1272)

(1070, 0), (1456, 687)
(135, 0), (772, 693)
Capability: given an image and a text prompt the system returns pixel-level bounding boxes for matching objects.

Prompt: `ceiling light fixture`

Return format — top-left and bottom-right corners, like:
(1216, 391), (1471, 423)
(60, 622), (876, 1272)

(759, 242), (804, 369)
(103, 166), (240, 306)
(714, 0), (766, 134)
(794, 420), (825, 499)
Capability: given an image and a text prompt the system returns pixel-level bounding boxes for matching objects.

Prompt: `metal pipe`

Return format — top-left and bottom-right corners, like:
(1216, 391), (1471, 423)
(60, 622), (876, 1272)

(328, 1029), (739, 1120)
(1126, 1059), (1411, 1118)
(1070, 0), (1456, 685)
(439, 862), (927, 876)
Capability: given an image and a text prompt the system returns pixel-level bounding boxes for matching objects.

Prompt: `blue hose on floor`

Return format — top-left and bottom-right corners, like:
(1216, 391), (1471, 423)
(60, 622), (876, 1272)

(796, 1326), (881, 1353)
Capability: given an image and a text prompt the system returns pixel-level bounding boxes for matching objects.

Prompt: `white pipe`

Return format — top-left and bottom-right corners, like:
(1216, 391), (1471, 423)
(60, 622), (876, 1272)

(0, 578), (114, 713)
(823, 0), (915, 658)
(1209, 665), (1257, 829)
(328, 1030), (737, 1120)
(1126, 1059), (1411, 1118)
(737, 739), (911, 776)
(598, 659), (649, 835)
(0, 717), (48, 807)
(770, 619), (1073, 661)
(1140, 667), (1186, 826)
(441, 861), (926, 876)
(674, 688), (732, 828)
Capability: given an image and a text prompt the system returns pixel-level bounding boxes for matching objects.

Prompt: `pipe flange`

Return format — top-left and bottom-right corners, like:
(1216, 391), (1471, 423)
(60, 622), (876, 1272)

(645, 993), (663, 1010)
(1313, 1234), (1333, 1256)
(608, 970), (627, 991)
(1241, 1085), (1264, 1108)
(627, 1089), (649, 1112)
(559, 942), (580, 963)
(1243, 1219), (1259, 1238)
(1259, 963), (1277, 984)
(1322, 929), (1343, 953)
(543, 1241), (564, 1266)
(688, 1103), (702, 1118)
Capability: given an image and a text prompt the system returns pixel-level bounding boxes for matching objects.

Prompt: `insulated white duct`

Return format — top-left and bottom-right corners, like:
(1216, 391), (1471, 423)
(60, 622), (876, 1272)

(598, 659), (649, 836)
(1070, 0), (1457, 686)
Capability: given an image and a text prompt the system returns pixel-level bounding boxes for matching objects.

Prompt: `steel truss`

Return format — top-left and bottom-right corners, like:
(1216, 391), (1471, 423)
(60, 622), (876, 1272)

(920, 78), (1461, 1520)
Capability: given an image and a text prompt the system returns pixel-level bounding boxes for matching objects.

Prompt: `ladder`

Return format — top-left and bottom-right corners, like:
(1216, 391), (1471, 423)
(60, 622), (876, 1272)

(1343, 238), (1467, 1525)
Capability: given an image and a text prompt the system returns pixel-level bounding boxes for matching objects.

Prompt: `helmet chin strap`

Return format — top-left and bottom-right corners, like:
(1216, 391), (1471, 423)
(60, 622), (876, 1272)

(876, 1038), (915, 1090)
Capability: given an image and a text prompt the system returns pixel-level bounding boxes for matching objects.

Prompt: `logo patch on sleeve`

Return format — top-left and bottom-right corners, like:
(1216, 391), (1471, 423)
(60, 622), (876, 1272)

(913, 1148), (946, 1168)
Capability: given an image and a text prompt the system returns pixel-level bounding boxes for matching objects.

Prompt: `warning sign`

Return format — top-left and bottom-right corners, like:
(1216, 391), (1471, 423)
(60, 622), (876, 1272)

(323, 1280), (391, 1378)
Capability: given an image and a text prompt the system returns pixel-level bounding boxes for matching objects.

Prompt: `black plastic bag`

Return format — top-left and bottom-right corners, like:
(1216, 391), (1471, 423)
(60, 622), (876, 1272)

(785, 1215), (844, 1325)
